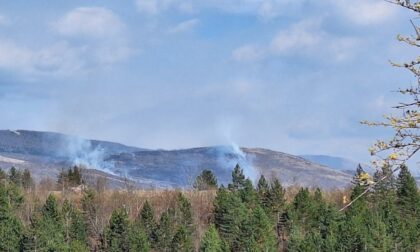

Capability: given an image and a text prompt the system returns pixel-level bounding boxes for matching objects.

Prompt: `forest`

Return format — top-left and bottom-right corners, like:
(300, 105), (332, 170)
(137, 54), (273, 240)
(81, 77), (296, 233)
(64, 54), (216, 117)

(0, 163), (418, 251)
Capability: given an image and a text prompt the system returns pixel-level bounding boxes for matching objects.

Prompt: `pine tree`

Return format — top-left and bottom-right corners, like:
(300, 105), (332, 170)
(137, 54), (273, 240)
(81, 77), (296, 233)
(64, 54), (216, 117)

(257, 175), (270, 210)
(163, 193), (195, 252)
(138, 200), (157, 246)
(21, 168), (34, 191)
(129, 223), (150, 252)
(70, 166), (82, 186)
(104, 208), (130, 252)
(81, 188), (100, 250)
(200, 224), (223, 252)
(31, 194), (67, 251)
(339, 165), (396, 251)
(228, 164), (246, 191)
(395, 165), (420, 250)
(238, 178), (257, 206)
(63, 199), (72, 244)
(156, 209), (175, 251)
(170, 226), (192, 252)
(213, 187), (247, 250)
(248, 206), (277, 251)
(62, 200), (87, 246)
(0, 183), (23, 251)
(68, 240), (89, 252)
(193, 169), (218, 190)
(175, 193), (194, 232)
(396, 165), (419, 215)
(269, 178), (286, 218)
(8, 167), (22, 186)
(291, 188), (315, 227)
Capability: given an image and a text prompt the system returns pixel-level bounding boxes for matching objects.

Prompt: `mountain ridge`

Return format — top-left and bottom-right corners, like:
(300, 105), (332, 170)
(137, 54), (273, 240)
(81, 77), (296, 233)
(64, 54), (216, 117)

(0, 129), (353, 189)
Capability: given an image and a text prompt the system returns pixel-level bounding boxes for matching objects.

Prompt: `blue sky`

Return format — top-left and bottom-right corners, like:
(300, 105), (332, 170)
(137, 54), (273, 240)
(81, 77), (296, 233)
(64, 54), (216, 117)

(0, 0), (416, 164)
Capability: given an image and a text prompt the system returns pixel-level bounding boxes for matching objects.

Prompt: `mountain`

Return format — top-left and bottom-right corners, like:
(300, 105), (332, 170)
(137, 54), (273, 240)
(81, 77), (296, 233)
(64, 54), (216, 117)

(300, 155), (365, 175)
(0, 129), (352, 189)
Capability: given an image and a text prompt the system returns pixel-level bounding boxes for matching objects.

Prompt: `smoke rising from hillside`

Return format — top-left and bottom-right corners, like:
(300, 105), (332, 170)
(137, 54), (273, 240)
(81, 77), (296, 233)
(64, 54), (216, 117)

(217, 143), (259, 183)
(59, 135), (115, 174)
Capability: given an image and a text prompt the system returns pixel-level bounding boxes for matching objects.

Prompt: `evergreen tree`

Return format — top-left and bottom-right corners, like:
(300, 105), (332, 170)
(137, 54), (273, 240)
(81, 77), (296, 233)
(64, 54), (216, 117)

(70, 166), (82, 186)
(248, 206), (277, 251)
(291, 188), (316, 228)
(339, 167), (395, 252)
(138, 200), (157, 246)
(396, 165), (419, 214)
(62, 200), (87, 246)
(193, 169), (218, 190)
(63, 199), (73, 244)
(71, 208), (88, 244)
(175, 193), (194, 232)
(8, 167), (22, 186)
(68, 240), (89, 252)
(81, 188), (100, 250)
(200, 224), (223, 252)
(58, 166), (83, 190)
(21, 168), (34, 191)
(287, 227), (324, 252)
(5, 181), (23, 210)
(156, 209), (176, 251)
(129, 223), (150, 252)
(0, 183), (23, 251)
(268, 178), (285, 217)
(170, 226), (192, 252)
(257, 175), (270, 210)
(104, 208), (130, 252)
(238, 178), (257, 206)
(31, 194), (67, 251)
(228, 164), (246, 191)
(395, 165), (420, 250)
(213, 187), (247, 250)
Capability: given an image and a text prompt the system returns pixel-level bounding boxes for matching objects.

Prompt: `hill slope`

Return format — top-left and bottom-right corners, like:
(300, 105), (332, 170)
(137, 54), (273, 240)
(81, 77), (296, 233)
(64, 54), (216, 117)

(0, 130), (352, 189)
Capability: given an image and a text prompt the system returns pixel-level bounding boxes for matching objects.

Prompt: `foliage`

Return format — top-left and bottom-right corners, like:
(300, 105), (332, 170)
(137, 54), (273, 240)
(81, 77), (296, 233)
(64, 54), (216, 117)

(0, 183), (23, 251)
(137, 200), (157, 246)
(194, 169), (218, 190)
(0, 164), (417, 251)
(200, 224), (223, 252)
(103, 208), (130, 251)
(362, 0), (419, 171)
(58, 166), (83, 189)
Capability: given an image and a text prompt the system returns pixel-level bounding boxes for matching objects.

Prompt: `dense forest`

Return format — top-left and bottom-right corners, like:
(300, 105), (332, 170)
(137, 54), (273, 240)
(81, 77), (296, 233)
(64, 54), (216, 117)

(0, 164), (418, 251)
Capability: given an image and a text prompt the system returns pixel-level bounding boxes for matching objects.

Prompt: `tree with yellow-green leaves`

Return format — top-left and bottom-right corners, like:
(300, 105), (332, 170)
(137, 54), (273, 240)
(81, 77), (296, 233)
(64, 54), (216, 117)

(362, 0), (419, 172)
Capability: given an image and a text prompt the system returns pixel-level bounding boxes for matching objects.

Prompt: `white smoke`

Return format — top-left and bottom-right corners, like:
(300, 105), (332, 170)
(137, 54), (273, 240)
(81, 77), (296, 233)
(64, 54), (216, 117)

(59, 135), (116, 174)
(217, 120), (259, 183)
(217, 143), (259, 184)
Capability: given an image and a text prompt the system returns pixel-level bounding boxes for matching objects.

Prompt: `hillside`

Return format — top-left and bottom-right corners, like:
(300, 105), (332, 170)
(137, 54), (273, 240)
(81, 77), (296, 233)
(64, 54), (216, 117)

(0, 129), (352, 189)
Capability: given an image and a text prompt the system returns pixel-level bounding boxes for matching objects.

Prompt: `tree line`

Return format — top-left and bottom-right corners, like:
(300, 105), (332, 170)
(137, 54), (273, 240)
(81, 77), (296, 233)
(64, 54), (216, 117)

(0, 163), (418, 251)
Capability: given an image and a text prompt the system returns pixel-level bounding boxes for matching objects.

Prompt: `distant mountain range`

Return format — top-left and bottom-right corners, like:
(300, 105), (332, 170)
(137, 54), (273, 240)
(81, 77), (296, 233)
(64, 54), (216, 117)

(299, 155), (373, 175)
(0, 129), (365, 189)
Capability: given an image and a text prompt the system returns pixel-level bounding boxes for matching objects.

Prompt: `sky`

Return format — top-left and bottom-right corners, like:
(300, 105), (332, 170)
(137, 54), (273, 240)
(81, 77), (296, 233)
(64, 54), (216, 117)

(0, 0), (417, 164)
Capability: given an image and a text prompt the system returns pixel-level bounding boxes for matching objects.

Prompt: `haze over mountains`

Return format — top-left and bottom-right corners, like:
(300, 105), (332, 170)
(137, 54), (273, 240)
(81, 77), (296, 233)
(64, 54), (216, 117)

(0, 129), (357, 189)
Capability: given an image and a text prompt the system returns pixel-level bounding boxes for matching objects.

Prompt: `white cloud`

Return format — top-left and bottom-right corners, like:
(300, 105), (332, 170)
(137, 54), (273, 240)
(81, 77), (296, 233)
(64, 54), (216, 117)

(270, 19), (321, 54)
(233, 19), (361, 62)
(332, 0), (398, 26)
(232, 44), (264, 62)
(168, 18), (199, 34)
(0, 7), (133, 77)
(52, 7), (124, 38)
(0, 40), (83, 76)
(134, 0), (398, 24)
